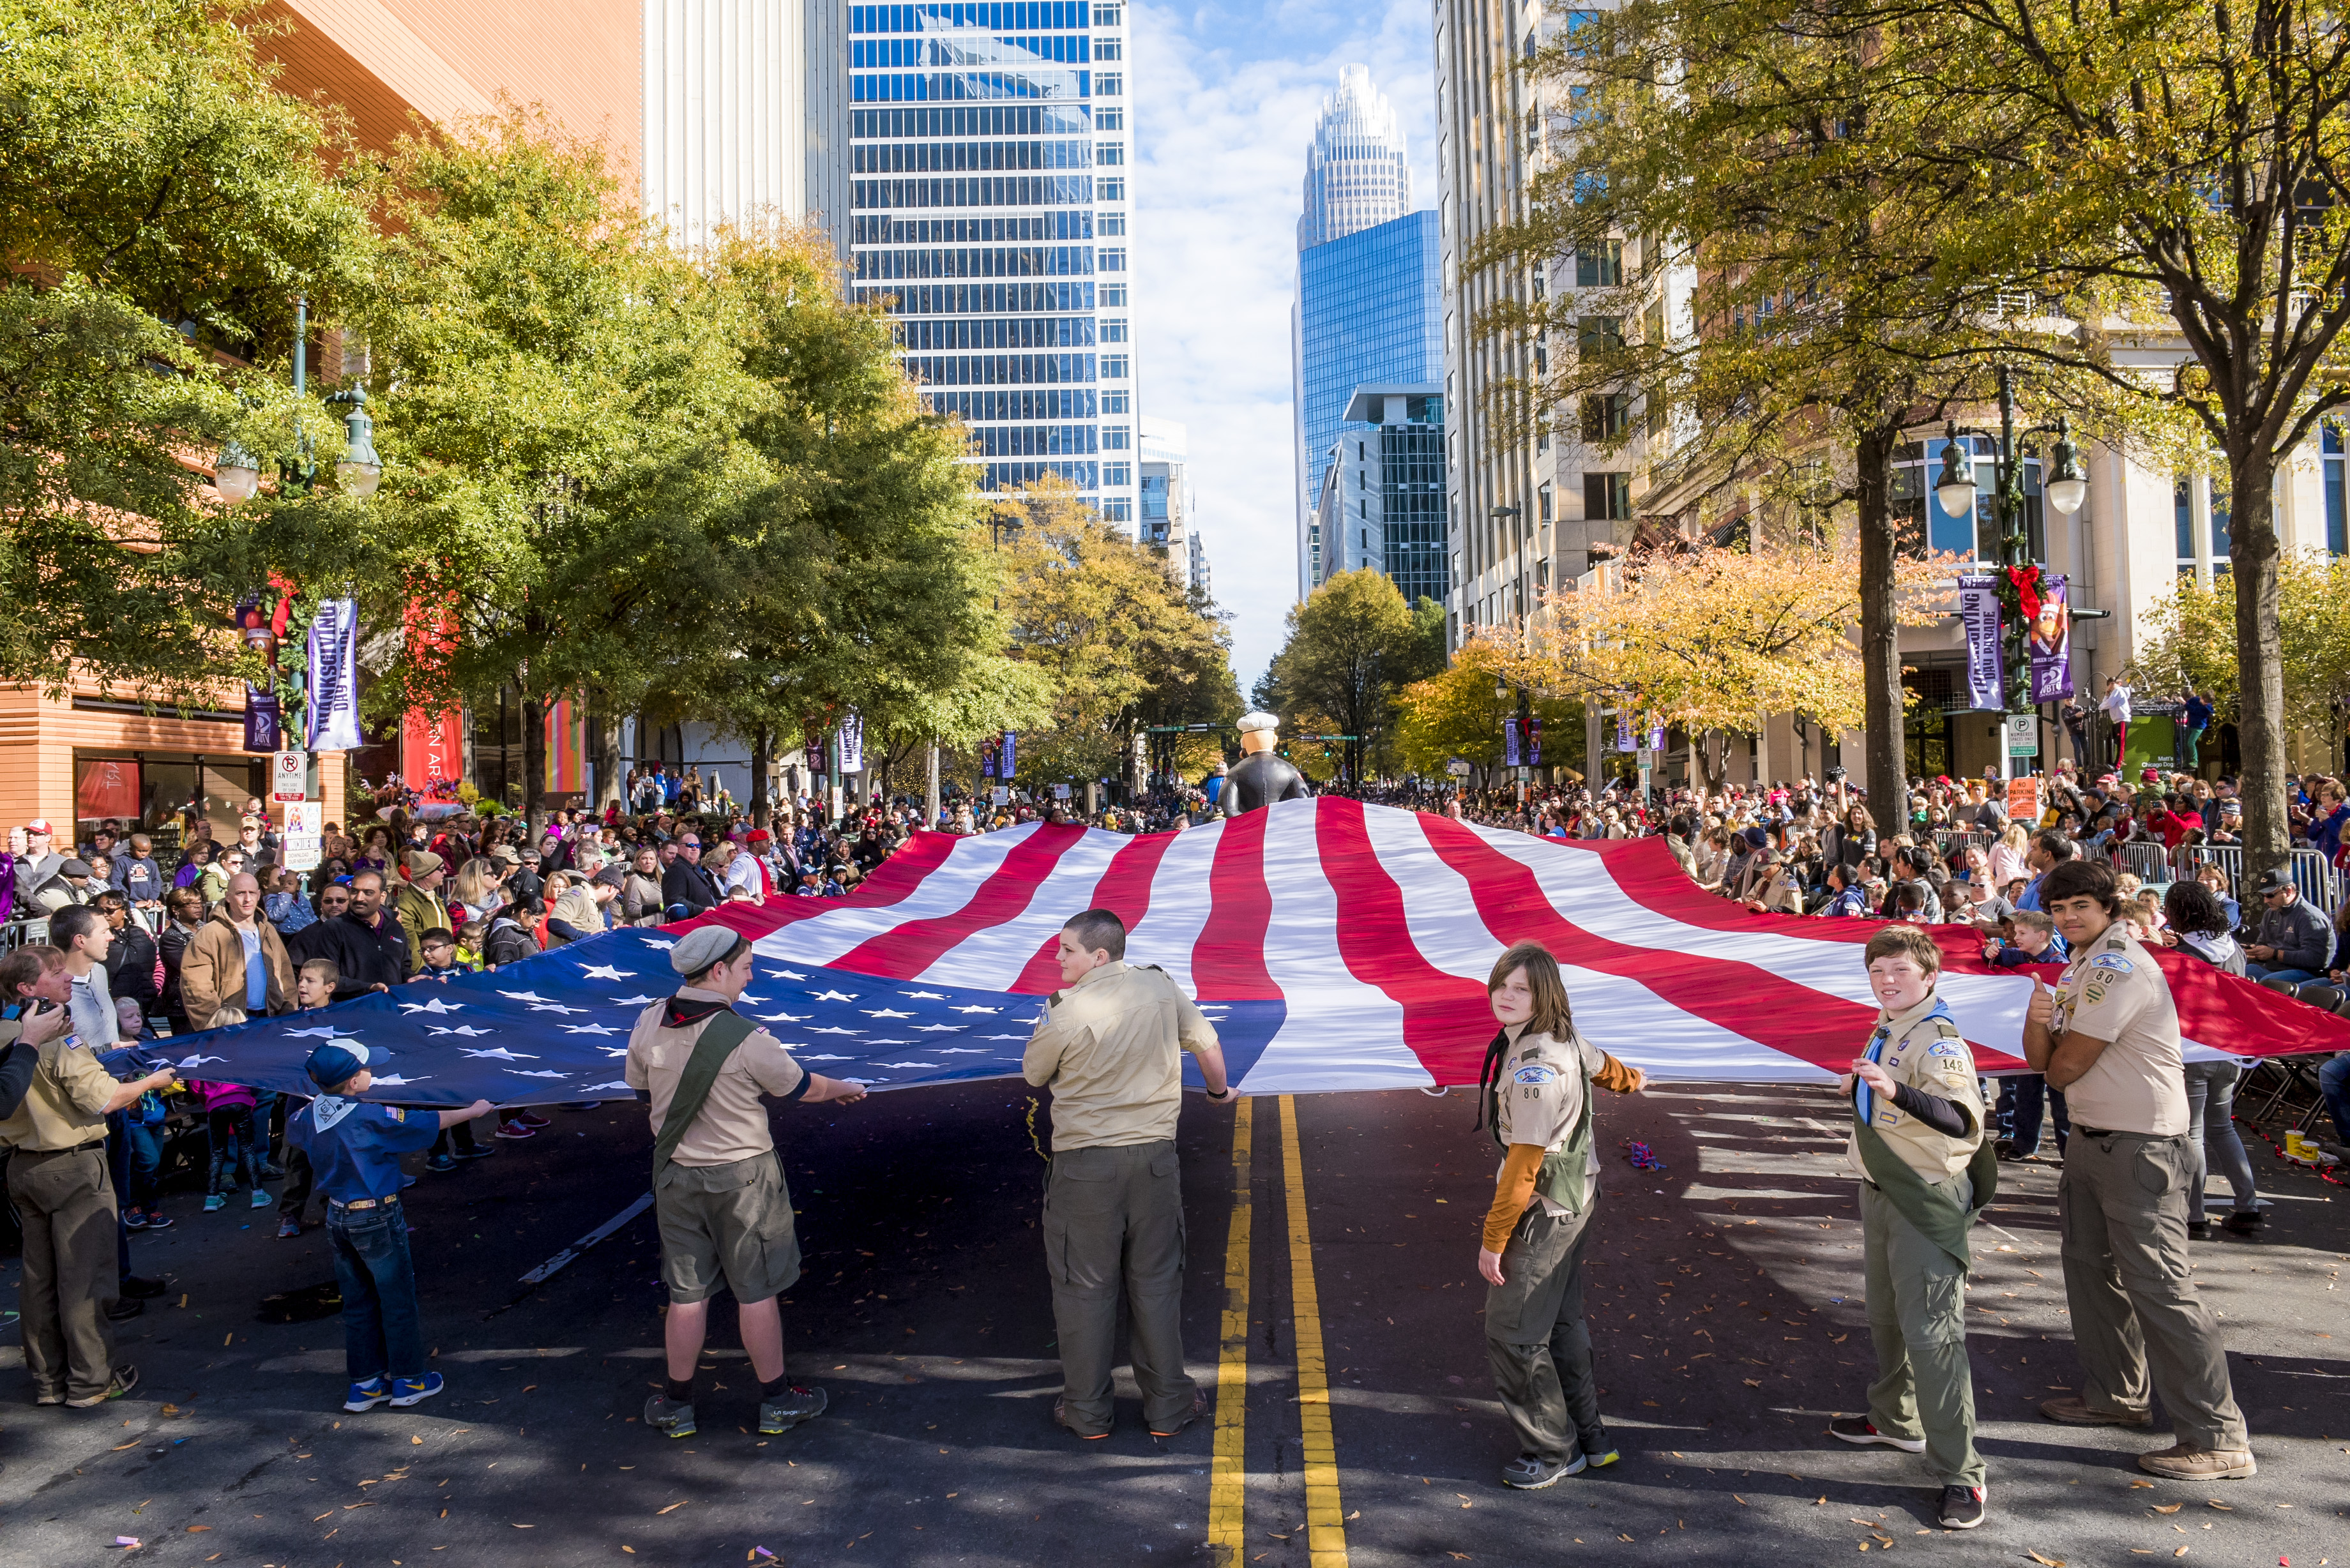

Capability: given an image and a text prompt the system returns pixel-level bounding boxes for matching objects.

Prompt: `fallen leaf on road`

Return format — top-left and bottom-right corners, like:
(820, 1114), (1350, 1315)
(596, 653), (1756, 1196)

(656, 1502), (687, 1516)
(2206, 1502), (2232, 1511)
(2154, 1505), (2183, 1515)
(411, 1436), (423, 1446)
(1733, 1496), (1747, 1506)
(2026, 1553), (2066, 1567)
(2174, 1551), (2187, 1559)
(1743, 1378), (1762, 1388)
(2132, 1480), (2157, 1489)
(185, 1526), (209, 1533)
(112, 1443), (137, 1451)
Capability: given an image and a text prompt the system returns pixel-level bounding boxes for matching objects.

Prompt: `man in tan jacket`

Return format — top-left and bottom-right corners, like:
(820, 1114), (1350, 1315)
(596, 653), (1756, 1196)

(393, 851), (452, 978)
(179, 872), (293, 1029)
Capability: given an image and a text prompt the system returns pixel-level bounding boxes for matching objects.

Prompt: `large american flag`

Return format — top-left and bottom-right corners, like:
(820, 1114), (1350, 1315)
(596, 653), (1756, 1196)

(176, 799), (2346, 1104)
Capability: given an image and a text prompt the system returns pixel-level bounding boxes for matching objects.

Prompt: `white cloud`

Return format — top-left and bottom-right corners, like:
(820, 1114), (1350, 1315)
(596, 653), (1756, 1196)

(1132, 0), (1437, 695)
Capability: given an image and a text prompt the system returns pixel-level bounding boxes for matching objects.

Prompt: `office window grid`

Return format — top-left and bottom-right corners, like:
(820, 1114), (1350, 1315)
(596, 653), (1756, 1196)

(1296, 210), (1443, 547)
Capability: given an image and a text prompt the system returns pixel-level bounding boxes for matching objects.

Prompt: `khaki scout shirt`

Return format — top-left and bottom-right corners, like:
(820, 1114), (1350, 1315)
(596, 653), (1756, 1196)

(623, 988), (808, 1168)
(1842, 993), (1985, 1184)
(1024, 960), (1220, 1151)
(1493, 1027), (1604, 1217)
(0, 1029), (117, 1152)
(2050, 925), (2188, 1136)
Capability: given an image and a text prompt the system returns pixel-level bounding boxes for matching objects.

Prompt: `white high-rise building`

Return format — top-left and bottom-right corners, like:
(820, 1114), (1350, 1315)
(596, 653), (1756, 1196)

(1296, 64), (1410, 249)
(845, 0), (1139, 534)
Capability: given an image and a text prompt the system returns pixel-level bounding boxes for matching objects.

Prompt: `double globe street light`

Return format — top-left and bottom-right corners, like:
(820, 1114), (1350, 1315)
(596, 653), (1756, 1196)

(209, 295), (382, 504)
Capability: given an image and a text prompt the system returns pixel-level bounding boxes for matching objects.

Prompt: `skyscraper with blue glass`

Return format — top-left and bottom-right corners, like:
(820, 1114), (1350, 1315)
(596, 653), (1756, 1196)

(1291, 67), (1441, 598)
(847, 1), (1137, 529)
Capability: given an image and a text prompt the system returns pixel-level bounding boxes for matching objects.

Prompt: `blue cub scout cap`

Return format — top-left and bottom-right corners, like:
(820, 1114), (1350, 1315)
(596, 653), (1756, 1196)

(305, 1041), (370, 1089)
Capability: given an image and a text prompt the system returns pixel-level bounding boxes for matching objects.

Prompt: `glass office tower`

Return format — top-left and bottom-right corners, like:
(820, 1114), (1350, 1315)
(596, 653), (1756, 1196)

(847, 1), (1137, 529)
(1294, 209), (1443, 592)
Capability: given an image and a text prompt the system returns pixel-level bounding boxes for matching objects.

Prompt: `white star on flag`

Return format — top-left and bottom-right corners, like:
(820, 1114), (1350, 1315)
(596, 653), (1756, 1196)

(561, 1023), (619, 1036)
(764, 969), (807, 980)
(459, 1047), (541, 1061)
(950, 1005), (1000, 1014)
(370, 1073), (423, 1086)
(899, 990), (946, 999)
(576, 1081), (633, 1093)
(808, 989), (857, 1002)
(176, 1054), (225, 1069)
(937, 1048), (987, 1055)
(798, 1053), (852, 1061)
(285, 1025), (362, 1041)
(808, 1026), (864, 1037)
(497, 990), (551, 1004)
(984, 1033), (1029, 1041)
(876, 1061), (940, 1069)
(528, 1003), (590, 1016)
(755, 1012), (809, 1023)
(580, 963), (633, 981)
(506, 1069), (570, 1078)
(400, 998), (464, 1015)
(610, 994), (662, 1006)
(642, 940), (676, 951)
(598, 1046), (630, 1057)
(425, 1025), (497, 1038)
(738, 993), (768, 1004)
(863, 1007), (914, 1019)
(912, 1023), (966, 1033)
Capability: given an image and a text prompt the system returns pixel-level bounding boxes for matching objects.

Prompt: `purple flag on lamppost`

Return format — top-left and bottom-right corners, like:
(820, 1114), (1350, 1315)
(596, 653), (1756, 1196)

(1958, 573), (2005, 711)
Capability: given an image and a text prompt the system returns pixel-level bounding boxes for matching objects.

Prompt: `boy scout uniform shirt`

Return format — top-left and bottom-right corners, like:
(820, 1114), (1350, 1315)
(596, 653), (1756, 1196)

(1494, 1029), (1603, 1216)
(623, 988), (807, 1166)
(1023, 960), (1220, 1151)
(0, 1029), (116, 1152)
(284, 1098), (440, 1202)
(1842, 994), (1986, 1183)
(2049, 924), (2188, 1136)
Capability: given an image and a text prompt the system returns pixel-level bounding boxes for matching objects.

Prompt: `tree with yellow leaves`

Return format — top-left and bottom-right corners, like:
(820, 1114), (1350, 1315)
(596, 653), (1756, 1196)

(1396, 637), (1584, 788)
(1492, 538), (1955, 792)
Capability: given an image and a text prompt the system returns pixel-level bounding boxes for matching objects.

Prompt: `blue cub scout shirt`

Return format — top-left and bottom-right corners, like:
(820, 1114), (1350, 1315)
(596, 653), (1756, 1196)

(285, 1098), (441, 1203)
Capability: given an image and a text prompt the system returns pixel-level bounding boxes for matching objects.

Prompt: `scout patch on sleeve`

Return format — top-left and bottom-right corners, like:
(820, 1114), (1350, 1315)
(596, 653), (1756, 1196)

(384, 1106), (406, 1122)
(2089, 953), (2135, 975)
(1926, 1039), (1964, 1058)
(2085, 981), (2108, 1005)
(1513, 1064), (1559, 1085)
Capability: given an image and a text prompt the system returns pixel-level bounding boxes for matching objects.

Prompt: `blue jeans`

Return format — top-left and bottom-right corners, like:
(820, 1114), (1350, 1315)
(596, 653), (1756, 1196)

(207, 1108), (259, 1195)
(2002, 1074), (2068, 1155)
(2320, 1053), (2350, 1145)
(2181, 1060), (2257, 1214)
(115, 1119), (163, 1211)
(2247, 964), (2320, 984)
(328, 1202), (426, 1383)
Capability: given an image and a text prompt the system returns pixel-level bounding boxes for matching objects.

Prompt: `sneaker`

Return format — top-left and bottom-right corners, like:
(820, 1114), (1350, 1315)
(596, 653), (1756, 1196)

(344, 1377), (391, 1413)
(105, 1297), (144, 1323)
(2222, 1210), (2265, 1235)
(64, 1366), (139, 1408)
(259, 1165), (286, 1180)
(388, 1373), (443, 1408)
(425, 1154), (457, 1173)
(276, 1217), (303, 1240)
(122, 1208), (149, 1231)
(1501, 1452), (1586, 1489)
(453, 1144), (497, 1161)
(1578, 1428), (1620, 1468)
(2186, 1219), (2209, 1240)
(140, 1211), (172, 1232)
(1830, 1415), (1926, 1452)
(514, 1112), (552, 1129)
(250, 1188), (272, 1209)
(202, 1194), (224, 1212)
(2040, 1395), (2151, 1427)
(2136, 1443), (2256, 1480)
(33, 1389), (65, 1407)
(494, 1121), (534, 1141)
(643, 1393), (697, 1438)
(757, 1383), (828, 1434)
(1052, 1396), (1109, 1440)
(1149, 1388), (1208, 1439)
(1937, 1484), (1987, 1529)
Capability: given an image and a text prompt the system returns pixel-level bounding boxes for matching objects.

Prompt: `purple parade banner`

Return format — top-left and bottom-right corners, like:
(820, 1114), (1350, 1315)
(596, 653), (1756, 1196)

(1503, 714), (1523, 767)
(1958, 573), (2005, 711)
(2028, 572), (2075, 704)
(243, 682), (281, 752)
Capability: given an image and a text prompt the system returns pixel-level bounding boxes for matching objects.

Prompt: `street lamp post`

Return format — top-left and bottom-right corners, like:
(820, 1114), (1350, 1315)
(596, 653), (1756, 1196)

(210, 295), (383, 502)
(1932, 365), (2088, 781)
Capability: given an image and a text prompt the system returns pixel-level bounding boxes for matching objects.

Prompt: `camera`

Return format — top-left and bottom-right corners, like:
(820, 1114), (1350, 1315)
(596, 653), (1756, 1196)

(1824, 765), (1847, 783)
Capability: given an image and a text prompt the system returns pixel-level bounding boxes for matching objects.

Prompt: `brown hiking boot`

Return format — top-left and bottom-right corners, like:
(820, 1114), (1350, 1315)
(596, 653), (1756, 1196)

(2136, 1444), (2255, 1480)
(2039, 1394), (2151, 1427)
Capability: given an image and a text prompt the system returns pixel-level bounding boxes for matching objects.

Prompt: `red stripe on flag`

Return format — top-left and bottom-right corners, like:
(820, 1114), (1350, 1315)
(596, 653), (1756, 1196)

(1192, 808), (1278, 1000)
(1420, 817), (1890, 1076)
(826, 823), (1090, 980)
(1315, 797), (1499, 1085)
(666, 827), (964, 946)
(1011, 829), (1178, 994)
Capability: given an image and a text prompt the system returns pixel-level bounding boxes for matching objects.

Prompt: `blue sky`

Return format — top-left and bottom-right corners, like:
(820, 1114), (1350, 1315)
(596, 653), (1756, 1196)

(1131, 0), (1438, 695)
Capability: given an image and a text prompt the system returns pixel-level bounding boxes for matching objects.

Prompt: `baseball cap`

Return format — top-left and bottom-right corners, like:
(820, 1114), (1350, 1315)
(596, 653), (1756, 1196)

(305, 1041), (370, 1089)
(2254, 866), (2295, 894)
(24, 818), (52, 836)
(61, 859), (92, 878)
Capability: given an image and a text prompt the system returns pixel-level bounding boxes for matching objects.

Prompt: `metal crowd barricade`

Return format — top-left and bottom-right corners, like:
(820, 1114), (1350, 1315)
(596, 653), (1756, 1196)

(2181, 843), (2243, 894)
(2111, 841), (2172, 884)
(2289, 847), (2342, 913)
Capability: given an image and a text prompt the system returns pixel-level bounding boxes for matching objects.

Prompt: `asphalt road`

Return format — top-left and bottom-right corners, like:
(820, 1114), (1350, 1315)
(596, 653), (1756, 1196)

(1, 1074), (2343, 1567)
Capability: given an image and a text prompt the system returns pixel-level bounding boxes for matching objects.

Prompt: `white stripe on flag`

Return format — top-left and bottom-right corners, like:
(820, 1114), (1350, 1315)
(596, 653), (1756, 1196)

(753, 822), (1041, 969)
(911, 829), (1123, 990)
(1121, 817), (1229, 996)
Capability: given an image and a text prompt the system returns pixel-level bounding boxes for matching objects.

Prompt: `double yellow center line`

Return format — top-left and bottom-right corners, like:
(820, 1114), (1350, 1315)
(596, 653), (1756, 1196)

(1206, 1095), (1349, 1567)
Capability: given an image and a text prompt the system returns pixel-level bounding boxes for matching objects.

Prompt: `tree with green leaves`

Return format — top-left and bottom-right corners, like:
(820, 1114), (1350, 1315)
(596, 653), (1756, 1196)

(1254, 568), (1441, 781)
(0, 0), (374, 696)
(996, 477), (1240, 794)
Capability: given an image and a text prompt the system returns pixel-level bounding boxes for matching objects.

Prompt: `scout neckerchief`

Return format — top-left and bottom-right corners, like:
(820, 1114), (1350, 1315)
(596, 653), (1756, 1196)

(1851, 992), (1999, 1269)
(1851, 993), (1950, 1124)
(310, 1095), (360, 1133)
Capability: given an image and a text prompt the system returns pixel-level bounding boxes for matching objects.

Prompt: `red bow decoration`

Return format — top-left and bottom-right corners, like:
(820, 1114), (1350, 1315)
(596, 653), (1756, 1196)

(2006, 564), (2042, 622)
